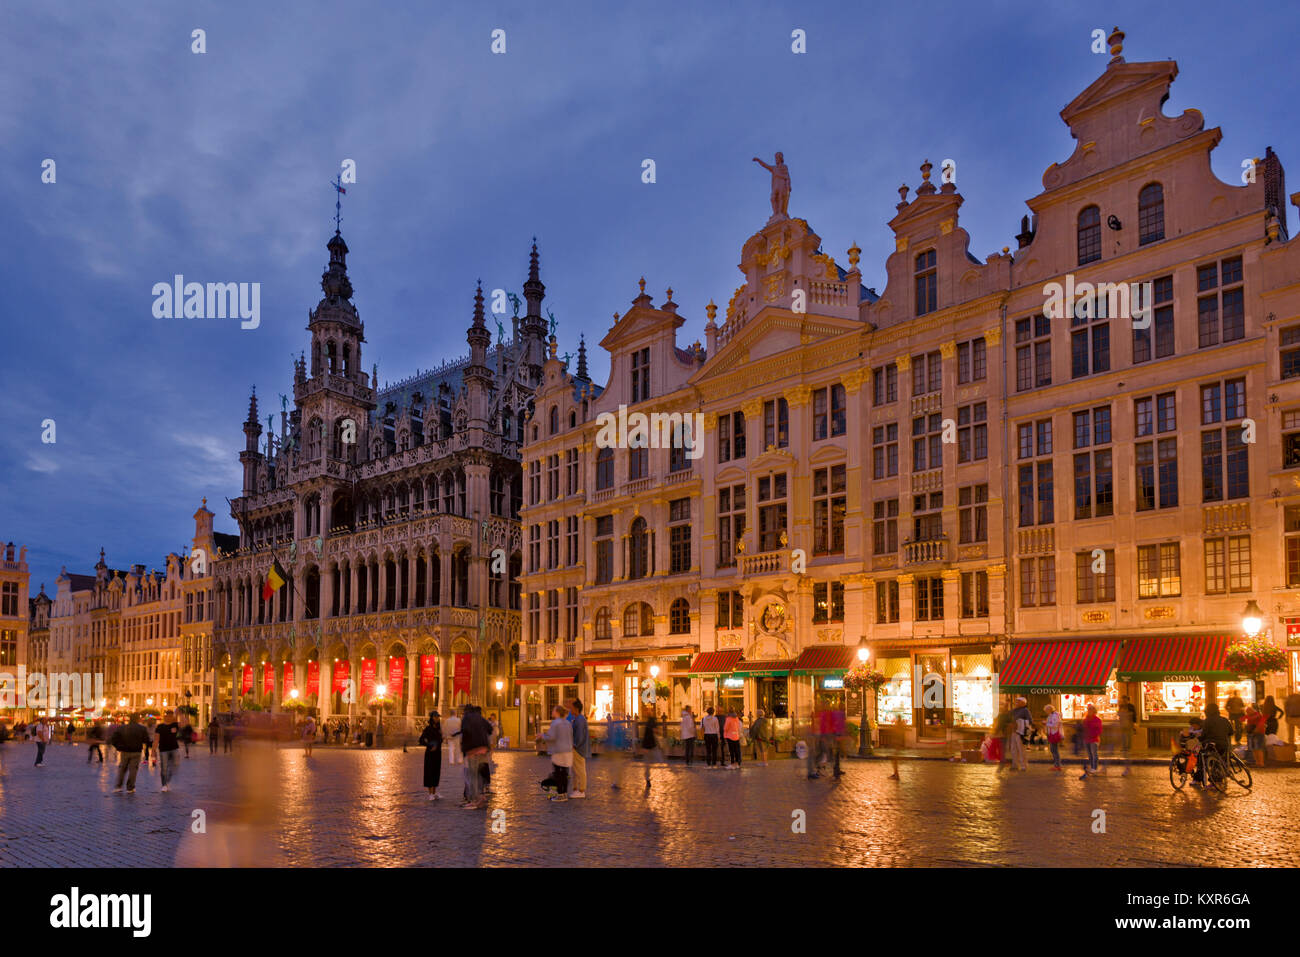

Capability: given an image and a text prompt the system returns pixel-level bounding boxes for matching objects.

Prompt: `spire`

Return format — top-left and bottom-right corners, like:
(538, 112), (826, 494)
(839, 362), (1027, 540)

(321, 232), (354, 302)
(467, 280), (490, 365)
(576, 334), (589, 380)
(245, 387), (259, 426)
(524, 237), (545, 318)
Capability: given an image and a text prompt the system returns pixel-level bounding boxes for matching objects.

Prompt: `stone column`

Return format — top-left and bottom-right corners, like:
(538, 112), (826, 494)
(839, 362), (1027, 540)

(322, 564), (335, 619)
(407, 652), (418, 719)
(378, 561), (389, 612)
(407, 552), (417, 609)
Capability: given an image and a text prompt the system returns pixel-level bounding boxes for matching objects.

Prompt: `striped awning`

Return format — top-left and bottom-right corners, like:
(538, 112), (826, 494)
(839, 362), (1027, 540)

(733, 659), (796, 677)
(793, 645), (857, 675)
(1117, 636), (1235, 682)
(515, 668), (581, 685)
(998, 640), (1122, 694)
(688, 650), (743, 674)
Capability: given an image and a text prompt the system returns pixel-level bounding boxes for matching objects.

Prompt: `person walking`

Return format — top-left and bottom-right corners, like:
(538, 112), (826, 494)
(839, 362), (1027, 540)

(567, 699), (589, 799)
(1043, 704), (1063, 771)
(33, 717), (51, 767)
(1261, 695), (1282, 737)
(221, 719), (235, 753)
(537, 704), (573, 803)
(418, 710), (443, 801)
(680, 705), (697, 767)
(64, 721), (76, 746)
(701, 706), (720, 769)
(1226, 690), (1246, 745)
(86, 720), (105, 765)
(156, 711), (181, 792)
(1244, 702), (1267, 766)
(1007, 696), (1032, 772)
(723, 709), (742, 770)
(302, 715), (317, 757)
(641, 712), (666, 790)
(806, 703), (824, 779)
(1117, 695), (1137, 775)
(1285, 688), (1300, 745)
(143, 718), (156, 767)
(179, 720), (194, 758)
(444, 707), (463, 766)
(750, 709), (771, 766)
(460, 705), (494, 810)
(1079, 703), (1103, 779)
(110, 715), (150, 793)
(207, 717), (220, 754)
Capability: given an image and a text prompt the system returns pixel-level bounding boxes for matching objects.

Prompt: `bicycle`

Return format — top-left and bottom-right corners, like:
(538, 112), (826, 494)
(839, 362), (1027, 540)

(1223, 747), (1253, 790)
(1169, 744), (1231, 794)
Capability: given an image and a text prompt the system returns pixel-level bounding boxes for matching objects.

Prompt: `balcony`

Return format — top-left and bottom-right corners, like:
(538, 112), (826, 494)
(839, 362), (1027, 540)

(622, 477), (654, 497)
(911, 468), (943, 494)
(1017, 526), (1055, 555)
(741, 550), (785, 576)
(903, 536), (948, 565)
(663, 468), (695, 486)
(1204, 502), (1250, 533)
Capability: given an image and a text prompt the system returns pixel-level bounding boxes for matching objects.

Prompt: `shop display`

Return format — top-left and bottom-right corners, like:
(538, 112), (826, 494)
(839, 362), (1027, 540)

(1061, 681), (1119, 720)
(1214, 678), (1254, 716)
(1141, 680), (1203, 719)
(876, 657), (912, 726)
(951, 652), (994, 727)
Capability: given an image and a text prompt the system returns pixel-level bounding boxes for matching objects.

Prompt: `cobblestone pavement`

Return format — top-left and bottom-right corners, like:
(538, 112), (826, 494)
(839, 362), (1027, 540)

(1, 741), (1297, 867)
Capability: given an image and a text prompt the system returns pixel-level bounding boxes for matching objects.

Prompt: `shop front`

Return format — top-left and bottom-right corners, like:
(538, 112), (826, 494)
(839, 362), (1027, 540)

(873, 645), (996, 746)
(1116, 635), (1237, 749)
(997, 638), (1123, 733)
(515, 668), (581, 747)
(792, 645), (857, 724)
(689, 651), (744, 718)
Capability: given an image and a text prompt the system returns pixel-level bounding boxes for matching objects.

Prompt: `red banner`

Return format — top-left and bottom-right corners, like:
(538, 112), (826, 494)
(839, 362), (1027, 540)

(307, 661), (320, 696)
(263, 662), (274, 696)
(332, 660), (350, 694)
(283, 662), (295, 695)
(420, 655), (437, 694)
(388, 657), (405, 697)
(240, 664), (253, 695)
(360, 659), (376, 697)
(1287, 618), (1300, 648)
(453, 652), (473, 700)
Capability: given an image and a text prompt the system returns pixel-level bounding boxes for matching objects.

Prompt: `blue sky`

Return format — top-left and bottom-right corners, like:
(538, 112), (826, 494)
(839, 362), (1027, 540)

(2, 0), (1297, 592)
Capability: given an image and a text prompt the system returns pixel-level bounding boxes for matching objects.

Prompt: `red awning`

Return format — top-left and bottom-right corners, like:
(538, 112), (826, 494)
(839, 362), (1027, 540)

(998, 640), (1122, 694)
(515, 668), (581, 685)
(792, 645), (857, 675)
(1116, 636), (1235, 681)
(688, 650), (743, 674)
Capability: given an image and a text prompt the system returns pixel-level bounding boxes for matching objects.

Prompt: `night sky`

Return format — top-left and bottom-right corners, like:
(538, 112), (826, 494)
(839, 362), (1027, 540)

(4, 0), (1297, 592)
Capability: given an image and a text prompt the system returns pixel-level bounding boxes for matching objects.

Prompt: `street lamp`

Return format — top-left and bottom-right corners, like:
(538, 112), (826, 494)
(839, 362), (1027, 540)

(290, 688), (300, 700)
(1242, 599), (1265, 638)
(375, 683), (387, 744)
(856, 638), (873, 757)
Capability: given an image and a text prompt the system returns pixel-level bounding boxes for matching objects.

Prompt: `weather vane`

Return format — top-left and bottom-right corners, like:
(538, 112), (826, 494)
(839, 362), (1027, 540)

(331, 175), (347, 232)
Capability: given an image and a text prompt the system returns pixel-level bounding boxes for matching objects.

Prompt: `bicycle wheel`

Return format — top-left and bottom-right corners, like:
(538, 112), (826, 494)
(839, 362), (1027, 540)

(1169, 754), (1187, 791)
(1226, 750), (1253, 790)
(1204, 752), (1229, 794)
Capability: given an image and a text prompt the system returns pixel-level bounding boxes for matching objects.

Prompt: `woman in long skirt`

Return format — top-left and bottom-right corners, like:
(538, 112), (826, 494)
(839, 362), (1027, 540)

(418, 711), (443, 801)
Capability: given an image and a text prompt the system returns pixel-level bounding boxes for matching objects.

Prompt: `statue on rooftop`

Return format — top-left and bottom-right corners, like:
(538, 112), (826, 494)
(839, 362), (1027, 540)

(752, 152), (791, 220)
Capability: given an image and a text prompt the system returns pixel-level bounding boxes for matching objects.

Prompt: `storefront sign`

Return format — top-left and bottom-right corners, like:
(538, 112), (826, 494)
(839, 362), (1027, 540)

(1286, 618), (1300, 647)
(821, 677), (845, 689)
(722, 677), (745, 689)
(388, 657), (404, 697)
(262, 662), (274, 696)
(332, 660), (350, 694)
(240, 665), (253, 695)
(420, 655), (437, 694)
(453, 653), (473, 699)
(306, 661), (320, 696)
(360, 659), (376, 697)
(283, 662), (295, 695)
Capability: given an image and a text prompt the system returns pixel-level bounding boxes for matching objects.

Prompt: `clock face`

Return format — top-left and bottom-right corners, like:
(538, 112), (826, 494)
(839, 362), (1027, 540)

(761, 603), (785, 634)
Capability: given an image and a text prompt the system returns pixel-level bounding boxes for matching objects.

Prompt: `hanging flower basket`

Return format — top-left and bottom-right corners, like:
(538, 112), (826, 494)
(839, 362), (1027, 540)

(843, 666), (888, 693)
(1226, 638), (1288, 679)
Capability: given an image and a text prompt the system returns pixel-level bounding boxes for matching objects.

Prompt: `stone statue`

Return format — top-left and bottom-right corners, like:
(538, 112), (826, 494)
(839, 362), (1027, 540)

(495, 318), (506, 342)
(547, 308), (557, 337)
(752, 152), (791, 219)
(279, 393), (289, 414)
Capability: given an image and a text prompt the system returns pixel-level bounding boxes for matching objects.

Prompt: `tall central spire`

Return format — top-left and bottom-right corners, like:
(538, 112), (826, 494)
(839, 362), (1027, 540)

(524, 237), (545, 318)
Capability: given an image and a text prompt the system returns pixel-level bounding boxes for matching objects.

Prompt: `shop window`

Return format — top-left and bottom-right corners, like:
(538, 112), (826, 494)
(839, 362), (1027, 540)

(1215, 678), (1255, 716)
(1137, 543), (1181, 598)
(1204, 535), (1251, 594)
(873, 363), (898, 405)
(875, 580), (900, 624)
(812, 581), (844, 624)
(951, 652), (994, 727)
(1141, 680), (1204, 720)
(876, 657), (912, 726)
(1019, 557), (1056, 607)
(1015, 314), (1052, 392)
(872, 423), (899, 478)
(1061, 682), (1118, 720)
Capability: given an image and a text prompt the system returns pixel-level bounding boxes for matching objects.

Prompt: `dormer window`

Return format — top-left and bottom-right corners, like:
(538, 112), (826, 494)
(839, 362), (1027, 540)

(630, 347), (650, 403)
(1077, 205), (1101, 265)
(1138, 183), (1164, 245)
(914, 249), (937, 317)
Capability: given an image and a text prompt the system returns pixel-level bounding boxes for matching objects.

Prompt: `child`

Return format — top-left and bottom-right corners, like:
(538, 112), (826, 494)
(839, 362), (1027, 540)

(1178, 717), (1204, 781)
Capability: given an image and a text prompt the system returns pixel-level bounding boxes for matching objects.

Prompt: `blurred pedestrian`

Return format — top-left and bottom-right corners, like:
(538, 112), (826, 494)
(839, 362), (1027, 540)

(418, 710), (443, 801)
(1043, 704), (1062, 771)
(156, 710), (181, 792)
(179, 720), (194, 758)
(641, 712), (666, 789)
(301, 715), (316, 757)
(751, 709), (771, 766)
(723, 709), (742, 769)
(537, 704), (573, 803)
(1008, 696), (1032, 772)
(1226, 689), (1246, 745)
(64, 721), (75, 745)
(143, 718), (156, 767)
(568, 699), (589, 799)
(680, 705), (697, 767)
(444, 707), (463, 765)
(86, 720), (105, 764)
(1262, 695), (1282, 737)
(1118, 695), (1137, 775)
(701, 706), (720, 768)
(460, 705), (494, 810)
(806, 703), (824, 779)
(110, 715), (149, 793)
(207, 717), (220, 754)
(1078, 703), (1103, 779)
(32, 717), (51, 767)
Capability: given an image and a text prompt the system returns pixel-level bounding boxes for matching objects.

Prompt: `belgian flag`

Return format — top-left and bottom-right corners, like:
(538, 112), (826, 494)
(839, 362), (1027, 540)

(262, 559), (288, 601)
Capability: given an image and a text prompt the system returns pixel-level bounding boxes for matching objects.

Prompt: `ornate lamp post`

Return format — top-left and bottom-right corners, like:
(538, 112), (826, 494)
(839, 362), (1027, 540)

(375, 683), (388, 745)
(856, 639), (873, 757)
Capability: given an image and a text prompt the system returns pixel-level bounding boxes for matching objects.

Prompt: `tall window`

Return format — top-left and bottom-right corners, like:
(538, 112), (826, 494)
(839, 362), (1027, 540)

(630, 347), (650, 402)
(1205, 535), (1251, 594)
(872, 424), (899, 478)
(1135, 393), (1178, 510)
(594, 515), (614, 585)
(623, 602), (653, 638)
(1133, 275), (1174, 363)
(1201, 378), (1249, 501)
(915, 576), (944, 621)
(717, 590), (743, 629)
(1138, 183), (1165, 245)
(1015, 314), (1052, 391)
(812, 582), (845, 623)
(565, 515), (579, 566)
(912, 492), (943, 542)
(912, 351), (942, 396)
(912, 413), (943, 472)
(628, 445), (648, 481)
(872, 499), (899, 555)
(565, 587), (578, 640)
(1017, 419), (1054, 526)
(1285, 506), (1300, 587)
(670, 598), (690, 635)
(528, 593), (541, 643)
(528, 461), (541, 504)
(1019, 558), (1056, 607)
(1076, 549), (1116, 603)
(957, 402), (987, 463)
(812, 464), (846, 556)
(628, 517), (650, 580)
(757, 473), (788, 552)
(549, 406), (559, 435)
(763, 398), (789, 449)
(595, 447), (614, 490)
(1282, 326), (1300, 380)
(1197, 256), (1245, 348)
(594, 606), (612, 640)
(1072, 406), (1112, 519)
(0, 582), (17, 617)
(669, 498), (691, 573)
(915, 249), (937, 316)
(528, 524), (541, 572)
(873, 364), (898, 405)
(812, 384), (847, 440)
(1071, 298), (1110, 378)
(1283, 410), (1300, 470)
(565, 448), (580, 494)
(960, 571), (989, 619)
(669, 441), (689, 473)
(1137, 543), (1181, 598)
(547, 589), (560, 641)
(875, 580), (900, 623)
(717, 410), (746, 462)
(958, 484), (987, 543)
(1077, 205), (1101, 265)
(546, 519), (559, 570)
(957, 338), (987, 384)
(717, 484), (745, 569)
(546, 454), (560, 500)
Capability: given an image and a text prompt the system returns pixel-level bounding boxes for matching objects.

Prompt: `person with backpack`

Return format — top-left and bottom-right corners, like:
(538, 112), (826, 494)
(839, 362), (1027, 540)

(110, 715), (150, 793)
(1007, 696), (1032, 772)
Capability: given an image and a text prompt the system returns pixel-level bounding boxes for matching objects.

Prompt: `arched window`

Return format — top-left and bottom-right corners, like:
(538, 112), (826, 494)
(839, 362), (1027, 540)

(628, 517), (649, 579)
(914, 249), (937, 317)
(596, 447), (614, 490)
(1077, 205), (1101, 265)
(549, 406), (559, 435)
(306, 417), (322, 460)
(1138, 183), (1164, 245)
(670, 598), (690, 635)
(623, 602), (653, 638)
(594, 606), (611, 640)
(326, 340), (338, 374)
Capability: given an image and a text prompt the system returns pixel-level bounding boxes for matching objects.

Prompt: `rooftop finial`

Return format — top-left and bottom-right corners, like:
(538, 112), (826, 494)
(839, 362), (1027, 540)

(331, 175), (347, 233)
(638, 276), (646, 294)
(577, 334), (589, 380)
(897, 183), (909, 209)
(847, 242), (861, 268)
(705, 299), (717, 324)
(1108, 26), (1124, 63)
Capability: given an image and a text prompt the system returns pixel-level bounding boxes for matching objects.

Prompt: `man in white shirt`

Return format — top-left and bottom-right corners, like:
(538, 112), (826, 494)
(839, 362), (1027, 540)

(701, 707), (721, 768)
(680, 706), (697, 766)
(444, 708), (463, 765)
